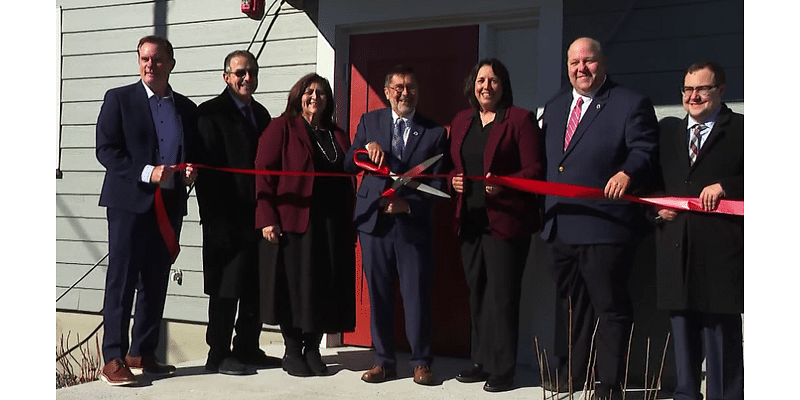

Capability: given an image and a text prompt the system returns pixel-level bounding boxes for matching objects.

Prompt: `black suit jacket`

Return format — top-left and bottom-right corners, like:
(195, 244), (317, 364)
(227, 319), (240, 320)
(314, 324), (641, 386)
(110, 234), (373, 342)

(96, 80), (197, 216)
(194, 89), (271, 296)
(655, 105), (743, 314)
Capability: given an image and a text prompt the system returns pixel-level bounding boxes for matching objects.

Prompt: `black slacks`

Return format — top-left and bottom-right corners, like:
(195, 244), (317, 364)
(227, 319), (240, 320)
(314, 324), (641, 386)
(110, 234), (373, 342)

(205, 295), (262, 363)
(546, 235), (634, 395)
(460, 217), (529, 379)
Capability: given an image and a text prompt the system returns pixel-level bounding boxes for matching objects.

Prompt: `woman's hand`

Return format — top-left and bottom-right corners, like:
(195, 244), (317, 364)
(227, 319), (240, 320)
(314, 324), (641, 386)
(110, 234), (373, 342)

(262, 225), (282, 244)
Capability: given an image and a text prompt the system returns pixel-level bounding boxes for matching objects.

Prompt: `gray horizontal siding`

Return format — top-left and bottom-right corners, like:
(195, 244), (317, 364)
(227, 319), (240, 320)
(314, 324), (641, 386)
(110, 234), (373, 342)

(561, 0), (743, 105)
(57, 0), (315, 323)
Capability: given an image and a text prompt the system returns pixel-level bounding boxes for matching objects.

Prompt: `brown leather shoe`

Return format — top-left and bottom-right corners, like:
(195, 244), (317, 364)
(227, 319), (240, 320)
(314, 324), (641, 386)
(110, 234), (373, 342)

(413, 365), (435, 386)
(100, 358), (136, 386)
(361, 364), (397, 383)
(125, 355), (176, 375)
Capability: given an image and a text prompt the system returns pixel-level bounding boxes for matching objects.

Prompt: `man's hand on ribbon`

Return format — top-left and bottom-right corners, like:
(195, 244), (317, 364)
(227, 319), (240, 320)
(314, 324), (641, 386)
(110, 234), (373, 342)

(262, 225), (282, 244)
(183, 164), (197, 185)
(699, 183), (725, 212)
(151, 165), (176, 187)
(366, 141), (386, 168)
(604, 171), (631, 200)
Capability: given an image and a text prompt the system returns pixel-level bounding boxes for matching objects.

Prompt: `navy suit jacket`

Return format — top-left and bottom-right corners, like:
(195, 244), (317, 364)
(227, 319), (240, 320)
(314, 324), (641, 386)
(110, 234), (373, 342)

(96, 80), (197, 216)
(344, 108), (448, 242)
(540, 78), (658, 244)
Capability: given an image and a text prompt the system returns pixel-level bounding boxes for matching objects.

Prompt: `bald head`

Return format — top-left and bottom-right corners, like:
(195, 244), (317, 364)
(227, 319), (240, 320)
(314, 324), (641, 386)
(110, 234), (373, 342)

(567, 37), (607, 95)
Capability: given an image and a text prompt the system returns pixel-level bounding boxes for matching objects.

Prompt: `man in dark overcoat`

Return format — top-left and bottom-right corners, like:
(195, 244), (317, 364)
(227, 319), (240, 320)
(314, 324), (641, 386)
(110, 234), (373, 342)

(194, 50), (280, 375)
(655, 61), (743, 400)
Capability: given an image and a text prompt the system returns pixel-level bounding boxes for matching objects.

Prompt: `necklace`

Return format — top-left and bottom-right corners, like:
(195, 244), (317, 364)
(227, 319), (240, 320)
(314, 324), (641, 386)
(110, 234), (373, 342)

(312, 129), (339, 163)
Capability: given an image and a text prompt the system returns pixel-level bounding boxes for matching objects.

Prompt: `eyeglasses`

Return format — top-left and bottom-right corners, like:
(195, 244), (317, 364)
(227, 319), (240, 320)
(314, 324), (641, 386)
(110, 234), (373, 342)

(388, 84), (418, 94)
(231, 68), (258, 78)
(681, 85), (718, 97)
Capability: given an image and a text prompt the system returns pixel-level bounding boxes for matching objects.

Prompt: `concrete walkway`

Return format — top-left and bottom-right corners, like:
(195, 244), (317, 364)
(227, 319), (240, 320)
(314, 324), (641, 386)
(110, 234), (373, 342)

(56, 344), (675, 400)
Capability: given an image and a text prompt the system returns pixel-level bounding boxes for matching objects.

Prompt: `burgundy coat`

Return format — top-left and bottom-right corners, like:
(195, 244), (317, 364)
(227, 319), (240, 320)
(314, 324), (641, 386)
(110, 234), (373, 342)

(449, 106), (544, 239)
(254, 114), (353, 233)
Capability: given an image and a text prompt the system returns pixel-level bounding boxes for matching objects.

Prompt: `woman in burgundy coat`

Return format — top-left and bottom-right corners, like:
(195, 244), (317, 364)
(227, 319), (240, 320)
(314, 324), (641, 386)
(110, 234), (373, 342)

(449, 58), (544, 392)
(254, 73), (356, 377)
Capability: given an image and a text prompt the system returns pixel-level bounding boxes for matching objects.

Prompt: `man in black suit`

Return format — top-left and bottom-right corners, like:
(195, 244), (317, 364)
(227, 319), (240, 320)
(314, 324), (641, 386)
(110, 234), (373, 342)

(654, 61), (743, 400)
(194, 50), (280, 375)
(344, 65), (448, 386)
(540, 37), (658, 399)
(96, 35), (197, 386)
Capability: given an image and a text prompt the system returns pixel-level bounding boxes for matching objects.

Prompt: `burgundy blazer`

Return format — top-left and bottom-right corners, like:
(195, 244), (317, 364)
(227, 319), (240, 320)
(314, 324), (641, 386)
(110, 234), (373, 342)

(449, 106), (544, 239)
(254, 114), (353, 233)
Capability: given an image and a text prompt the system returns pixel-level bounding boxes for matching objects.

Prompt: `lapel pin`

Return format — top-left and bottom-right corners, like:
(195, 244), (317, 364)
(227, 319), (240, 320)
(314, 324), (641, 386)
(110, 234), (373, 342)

(412, 130), (419, 136)
(596, 104), (602, 110)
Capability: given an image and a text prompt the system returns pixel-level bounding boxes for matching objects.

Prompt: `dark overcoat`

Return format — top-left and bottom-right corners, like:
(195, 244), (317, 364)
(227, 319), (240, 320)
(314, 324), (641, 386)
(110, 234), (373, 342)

(193, 89), (271, 298)
(655, 104), (744, 314)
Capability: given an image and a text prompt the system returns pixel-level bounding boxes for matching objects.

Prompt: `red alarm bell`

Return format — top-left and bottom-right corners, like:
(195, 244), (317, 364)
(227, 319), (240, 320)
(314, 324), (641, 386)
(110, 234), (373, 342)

(241, 0), (265, 20)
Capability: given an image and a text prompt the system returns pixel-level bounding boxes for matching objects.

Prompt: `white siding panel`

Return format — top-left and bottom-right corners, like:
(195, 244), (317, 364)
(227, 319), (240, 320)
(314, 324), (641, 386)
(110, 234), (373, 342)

(61, 2), (161, 32)
(61, 102), (102, 126)
(56, 172), (104, 195)
(56, 194), (105, 219)
(57, 216), (202, 246)
(61, 125), (96, 148)
(56, 286), (105, 313)
(56, 258), (109, 288)
(162, 294), (209, 324)
(60, 148), (104, 172)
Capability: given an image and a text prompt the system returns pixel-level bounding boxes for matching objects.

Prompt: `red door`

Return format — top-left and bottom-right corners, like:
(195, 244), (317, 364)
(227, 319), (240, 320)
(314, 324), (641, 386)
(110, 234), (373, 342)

(341, 25), (478, 357)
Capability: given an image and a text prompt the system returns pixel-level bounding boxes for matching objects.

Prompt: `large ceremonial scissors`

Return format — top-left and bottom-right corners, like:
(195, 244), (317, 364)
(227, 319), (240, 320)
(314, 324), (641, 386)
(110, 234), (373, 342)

(353, 149), (450, 199)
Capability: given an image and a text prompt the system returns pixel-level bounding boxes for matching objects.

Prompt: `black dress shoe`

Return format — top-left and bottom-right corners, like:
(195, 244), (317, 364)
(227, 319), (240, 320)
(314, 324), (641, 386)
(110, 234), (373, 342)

(483, 375), (514, 392)
(456, 363), (490, 383)
(304, 349), (328, 376)
(205, 357), (250, 375)
(236, 349), (282, 368)
(282, 354), (313, 377)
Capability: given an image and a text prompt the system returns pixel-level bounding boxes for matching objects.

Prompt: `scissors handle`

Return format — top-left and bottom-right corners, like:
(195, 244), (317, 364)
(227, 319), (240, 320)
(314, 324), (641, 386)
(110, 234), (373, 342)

(353, 149), (391, 175)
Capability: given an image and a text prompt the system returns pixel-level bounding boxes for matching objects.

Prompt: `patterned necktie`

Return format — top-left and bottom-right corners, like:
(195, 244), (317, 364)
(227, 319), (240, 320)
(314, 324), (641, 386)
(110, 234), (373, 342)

(689, 123), (705, 165)
(564, 97), (584, 151)
(392, 118), (406, 159)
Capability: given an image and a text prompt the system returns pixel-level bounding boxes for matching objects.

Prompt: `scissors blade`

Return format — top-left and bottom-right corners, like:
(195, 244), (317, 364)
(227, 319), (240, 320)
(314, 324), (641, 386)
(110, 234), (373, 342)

(405, 180), (451, 198)
(391, 153), (444, 189)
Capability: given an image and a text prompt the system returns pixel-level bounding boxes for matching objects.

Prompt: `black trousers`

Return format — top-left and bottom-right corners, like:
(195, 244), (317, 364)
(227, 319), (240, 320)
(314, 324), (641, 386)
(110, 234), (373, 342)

(460, 218), (529, 379)
(546, 235), (634, 395)
(205, 295), (262, 363)
(670, 311), (743, 400)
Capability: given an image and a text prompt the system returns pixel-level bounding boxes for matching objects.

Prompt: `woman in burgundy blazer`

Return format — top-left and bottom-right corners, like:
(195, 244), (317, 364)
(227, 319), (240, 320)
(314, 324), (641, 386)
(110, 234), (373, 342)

(449, 59), (544, 392)
(254, 73), (356, 377)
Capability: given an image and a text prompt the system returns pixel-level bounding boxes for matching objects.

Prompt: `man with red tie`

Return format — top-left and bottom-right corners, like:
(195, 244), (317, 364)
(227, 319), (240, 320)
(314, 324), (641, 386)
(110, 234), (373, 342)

(539, 37), (659, 400)
(654, 61), (743, 400)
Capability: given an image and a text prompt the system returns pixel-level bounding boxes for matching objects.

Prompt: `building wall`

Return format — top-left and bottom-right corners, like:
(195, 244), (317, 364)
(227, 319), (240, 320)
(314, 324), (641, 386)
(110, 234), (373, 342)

(55, 0), (318, 325)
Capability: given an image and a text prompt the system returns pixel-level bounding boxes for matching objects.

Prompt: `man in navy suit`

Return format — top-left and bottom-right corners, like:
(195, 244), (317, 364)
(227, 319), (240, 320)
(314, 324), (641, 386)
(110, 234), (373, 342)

(540, 37), (658, 399)
(344, 65), (448, 386)
(95, 35), (197, 386)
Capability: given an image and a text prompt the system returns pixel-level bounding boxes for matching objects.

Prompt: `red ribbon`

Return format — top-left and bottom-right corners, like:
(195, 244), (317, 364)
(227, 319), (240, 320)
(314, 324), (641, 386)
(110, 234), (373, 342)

(155, 162), (742, 261)
(154, 186), (180, 263)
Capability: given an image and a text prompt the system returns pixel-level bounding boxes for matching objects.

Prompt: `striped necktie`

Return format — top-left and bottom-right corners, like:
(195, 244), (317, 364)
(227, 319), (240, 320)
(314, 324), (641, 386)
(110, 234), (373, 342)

(564, 97), (583, 151)
(689, 123), (705, 165)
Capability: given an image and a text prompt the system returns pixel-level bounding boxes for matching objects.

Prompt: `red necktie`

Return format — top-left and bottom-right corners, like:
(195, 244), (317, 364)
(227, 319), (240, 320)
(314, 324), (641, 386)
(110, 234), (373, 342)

(564, 97), (583, 151)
